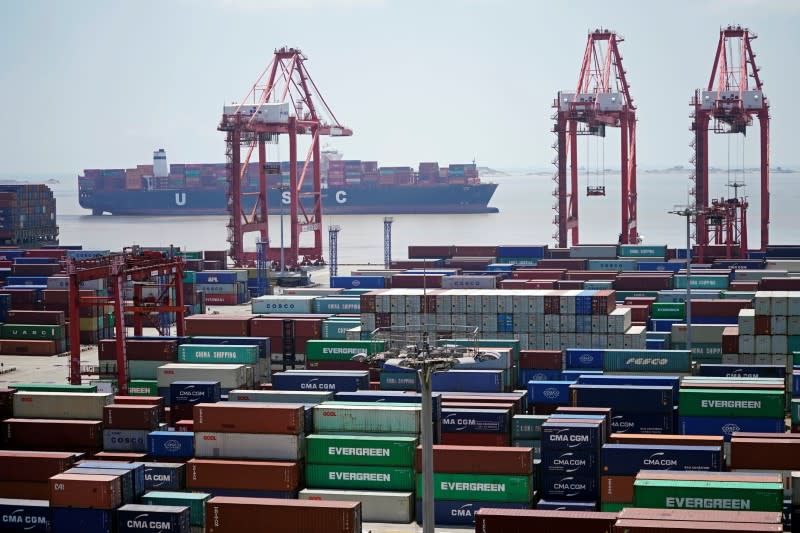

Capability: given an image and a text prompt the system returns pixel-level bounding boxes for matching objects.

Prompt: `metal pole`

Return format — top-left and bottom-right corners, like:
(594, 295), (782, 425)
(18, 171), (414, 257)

(420, 364), (435, 533)
(686, 212), (693, 354)
(280, 194), (285, 273)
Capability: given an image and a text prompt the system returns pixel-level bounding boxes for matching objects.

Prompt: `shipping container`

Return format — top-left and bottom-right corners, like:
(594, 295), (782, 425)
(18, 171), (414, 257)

(178, 344), (258, 365)
(204, 496), (361, 533)
(272, 371), (369, 392)
(306, 464), (413, 491)
(48, 473), (122, 509)
(194, 432), (304, 461)
(415, 445), (533, 475)
(312, 404), (420, 434)
(541, 421), (602, 450)
(117, 504), (191, 533)
(633, 478), (783, 512)
(4, 419), (102, 451)
(12, 392), (112, 420)
(678, 389), (784, 418)
(148, 431), (194, 458)
(474, 509), (618, 533)
(299, 489), (411, 523)
(601, 444), (722, 475)
(103, 429), (149, 452)
(306, 434), (417, 466)
(193, 402), (304, 434)
(143, 462), (185, 491)
(570, 384), (673, 413)
(103, 404), (160, 430)
(418, 472), (532, 502)
(187, 459), (301, 492)
(0, 498), (50, 533)
(141, 491), (210, 528)
(51, 507), (113, 533)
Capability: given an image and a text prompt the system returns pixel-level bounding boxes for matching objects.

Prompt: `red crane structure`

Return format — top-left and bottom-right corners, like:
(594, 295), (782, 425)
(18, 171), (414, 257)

(690, 25), (768, 261)
(552, 29), (638, 248)
(219, 47), (352, 267)
(67, 247), (185, 395)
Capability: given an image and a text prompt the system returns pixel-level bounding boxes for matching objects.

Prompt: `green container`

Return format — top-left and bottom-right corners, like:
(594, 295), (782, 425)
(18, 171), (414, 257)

(9, 383), (97, 393)
(679, 388), (784, 418)
(128, 360), (165, 380)
(180, 251), (203, 260)
(793, 352), (800, 367)
(419, 472), (532, 503)
(182, 271), (197, 284)
(792, 399), (800, 425)
(674, 275), (729, 290)
(722, 291), (756, 300)
(511, 415), (548, 440)
(127, 380), (159, 396)
(178, 344), (259, 364)
(322, 320), (361, 340)
(306, 464), (414, 491)
(305, 340), (386, 362)
(633, 479), (783, 512)
(619, 245), (667, 258)
(313, 404), (420, 434)
(651, 303), (685, 320)
(1, 324), (64, 340)
(601, 502), (628, 512)
(306, 434), (417, 466)
(788, 336), (800, 354)
(142, 491), (211, 526)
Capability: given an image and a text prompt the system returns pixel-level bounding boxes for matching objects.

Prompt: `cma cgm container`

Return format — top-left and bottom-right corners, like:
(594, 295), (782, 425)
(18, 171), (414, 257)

(272, 371), (369, 392)
(601, 444), (723, 475)
(143, 463), (186, 491)
(204, 496), (362, 533)
(117, 504), (191, 533)
(0, 498), (50, 533)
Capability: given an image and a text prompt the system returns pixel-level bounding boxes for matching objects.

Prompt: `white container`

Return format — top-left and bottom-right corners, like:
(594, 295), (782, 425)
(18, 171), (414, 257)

(608, 308), (632, 334)
(252, 295), (316, 314)
(12, 392), (112, 420)
(228, 389), (333, 404)
(789, 295), (800, 317)
(194, 432), (304, 460)
(772, 354), (788, 366)
(738, 309), (755, 335)
(722, 354), (739, 364)
(754, 292), (772, 316)
(739, 354), (755, 365)
(766, 261), (800, 273)
(755, 335), (772, 355)
(738, 335), (755, 354)
(772, 291), (789, 316)
(442, 276), (496, 290)
(156, 363), (246, 389)
(788, 316), (800, 336)
(772, 335), (788, 355)
(754, 354), (771, 366)
(771, 316), (788, 336)
(299, 489), (413, 523)
(281, 288), (343, 296)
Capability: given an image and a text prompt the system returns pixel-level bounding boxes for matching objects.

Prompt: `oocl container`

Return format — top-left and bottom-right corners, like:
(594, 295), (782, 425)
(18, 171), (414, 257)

(193, 402), (303, 434)
(194, 432), (304, 461)
(633, 478), (783, 512)
(12, 392), (112, 420)
(228, 389), (333, 404)
(204, 496), (362, 533)
(117, 504), (191, 533)
(312, 404), (420, 434)
(156, 364), (246, 390)
(306, 434), (417, 466)
(300, 489), (411, 523)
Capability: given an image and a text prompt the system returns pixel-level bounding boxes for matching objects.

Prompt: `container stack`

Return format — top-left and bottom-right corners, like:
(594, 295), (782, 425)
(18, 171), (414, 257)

(570, 382), (676, 435)
(141, 491), (211, 532)
(48, 472), (122, 533)
(518, 349), (563, 389)
(0, 310), (66, 355)
(203, 497), (362, 533)
(511, 414), (548, 459)
(0, 451), (76, 500)
(102, 402), (160, 454)
(679, 384), (785, 439)
(99, 338), (178, 385)
(195, 270), (248, 306)
(415, 445), (534, 526)
(168, 380), (221, 424)
(0, 184), (58, 247)
(156, 363), (249, 402)
(304, 339), (385, 372)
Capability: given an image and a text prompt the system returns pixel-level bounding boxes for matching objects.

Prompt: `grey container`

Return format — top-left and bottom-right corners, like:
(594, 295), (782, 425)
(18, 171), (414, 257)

(227, 389), (334, 404)
(129, 360), (167, 380)
(12, 392), (113, 420)
(194, 432), (304, 460)
(156, 364), (247, 389)
(299, 489), (413, 523)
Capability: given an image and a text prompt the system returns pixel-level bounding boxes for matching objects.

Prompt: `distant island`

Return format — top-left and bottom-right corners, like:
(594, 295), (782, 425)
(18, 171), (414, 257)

(478, 167), (511, 177)
(0, 178), (60, 185)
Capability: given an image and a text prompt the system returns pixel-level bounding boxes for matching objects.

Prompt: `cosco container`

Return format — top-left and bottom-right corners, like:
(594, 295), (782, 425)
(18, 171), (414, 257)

(528, 381), (573, 405)
(272, 371), (369, 392)
(12, 392), (112, 420)
(0, 498), (50, 533)
(565, 349), (604, 369)
(300, 489), (411, 523)
(602, 349), (692, 373)
(306, 464), (413, 491)
(143, 463), (185, 491)
(251, 295), (316, 314)
(633, 478), (783, 512)
(140, 491), (210, 528)
(103, 429), (149, 452)
(419, 472), (532, 502)
(415, 499), (528, 526)
(570, 384), (674, 413)
(312, 404), (420, 434)
(306, 434), (417, 466)
(148, 431), (194, 458)
(178, 344), (258, 364)
(601, 444), (722, 475)
(203, 496), (362, 533)
(678, 389), (784, 418)
(194, 432), (304, 461)
(117, 504), (190, 533)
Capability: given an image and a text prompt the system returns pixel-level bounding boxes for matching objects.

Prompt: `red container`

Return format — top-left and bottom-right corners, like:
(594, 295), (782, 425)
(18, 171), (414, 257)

(175, 420), (194, 432)
(187, 459), (301, 491)
(112, 396), (165, 422)
(0, 450), (75, 481)
(0, 481), (50, 500)
(612, 519), (782, 532)
(205, 496), (362, 533)
(103, 404), (160, 430)
(5, 310), (65, 325)
(204, 294), (240, 305)
(730, 437), (800, 470)
(512, 269), (565, 280)
(49, 473), (122, 509)
(126, 339), (178, 361)
(722, 326), (739, 354)
(729, 281), (759, 291)
(25, 249), (67, 259)
(4, 419), (102, 451)
(530, 404), (560, 415)
(415, 445), (531, 475)
(452, 245), (497, 257)
(439, 432), (509, 447)
(592, 291), (617, 314)
(567, 270), (618, 281)
(617, 508), (782, 525)
(538, 259), (588, 270)
(557, 280), (585, 290)
(250, 317), (323, 338)
(760, 277), (800, 290)
(12, 264), (63, 276)
(692, 299), (751, 317)
(0, 340), (60, 356)
(475, 509), (618, 533)
(389, 274), (444, 289)
(500, 280), (529, 289)
(90, 452), (149, 462)
(624, 297), (657, 311)
(438, 394), (524, 415)
(601, 475), (634, 503)
(614, 275), (673, 291)
(526, 280), (557, 289)
(617, 304), (649, 322)
(754, 315), (771, 335)
(184, 316), (252, 336)
(0, 388), (13, 419)
(171, 404), (194, 423)
(608, 434), (723, 448)
(407, 245), (454, 259)
(194, 403), (304, 434)
(519, 350), (563, 370)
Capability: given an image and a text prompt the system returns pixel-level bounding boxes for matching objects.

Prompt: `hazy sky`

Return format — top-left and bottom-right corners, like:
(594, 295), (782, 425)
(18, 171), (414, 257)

(1, 0), (798, 175)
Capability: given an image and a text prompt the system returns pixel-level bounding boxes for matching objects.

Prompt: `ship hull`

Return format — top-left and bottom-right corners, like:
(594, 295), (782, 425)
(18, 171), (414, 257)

(80, 183), (499, 216)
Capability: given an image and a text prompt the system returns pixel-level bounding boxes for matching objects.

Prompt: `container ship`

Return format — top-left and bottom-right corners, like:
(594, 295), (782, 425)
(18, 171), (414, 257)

(78, 149), (499, 216)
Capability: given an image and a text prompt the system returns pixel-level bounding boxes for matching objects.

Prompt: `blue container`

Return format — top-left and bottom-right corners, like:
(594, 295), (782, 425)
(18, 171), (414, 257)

(78, 462), (145, 497)
(272, 371), (369, 392)
(747, 250), (767, 260)
(195, 272), (239, 284)
(143, 463), (185, 491)
(715, 260), (764, 270)
(51, 507), (113, 533)
(540, 474), (598, 500)
(650, 319), (681, 333)
(0, 498), (50, 533)
(415, 499), (529, 526)
(560, 370), (603, 381)
(520, 369), (562, 383)
(170, 381), (222, 405)
(565, 349), (604, 369)
(0, 250), (25, 260)
(646, 339), (667, 350)
(379, 372), (419, 391)
(541, 449), (597, 476)
(610, 411), (674, 434)
(117, 504), (191, 533)
(103, 429), (149, 452)
(148, 432), (194, 458)
(186, 336), (270, 359)
(13, 257), (58, 264)
(528, 380), (574, 405)
(601, 444), (723, 476)
(637, 262), (684, 272)
(576, 375), (680, 401)
(67, 467), (135, 504)
(431, 369), (504, 393)
(536, 499), (597, 511)
(441, 408), (510, 434)
(5, 276), (50, 286)
(330, 276), (385, 289)
(496, 245), (547, 259)
(334, 391), (441, 420)
(570, 384), (674, 413)
(698, 364), (786, 379)
(488, 263), (514, 272)
(541, 422), (602, 451)
(679, 416), (785, 441)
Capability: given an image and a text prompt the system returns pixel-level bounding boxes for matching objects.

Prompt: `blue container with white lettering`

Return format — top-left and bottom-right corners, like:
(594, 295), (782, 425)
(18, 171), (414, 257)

(610, 411), (674, 435)
(679, 416), (785, 441)
(415, 500), (529, 526)
(103, 429), (149, 452)
(528, 381), (574, 405)
(170, 381), (222, 406)
(520, 369), (562, 383)
(698, 364), (786, 379)
(576, 375), (681, 401)
(565, 349), (604, 369)
(601, 444), (723, 476)
(148, 431), (195, 459)
(379, 372), (419, 391)
(541, 449), (598, 476)
(541, 422), (602, 451)
(143, 463), (185, 491)
(536, 499), (597, 511)
(330, 276), (386, 289)
(66, 467), (135, 504)
(440, 408), (510, 434)
(569, 384), (674, 413)
(117, 504), (190, 533)
(545, 414), (608, 438)
(540, 473), (598, 500)
(0, 498), (50, 533)
(561, 370), (603, 381)
(272, 371), (369, 392)
(51, 507), (113, 533)
(195, 272), (239, 284)
(431, 369), (504, 393)
(78, 462), (146, 497)
(186, 337), (270, 359)
(334, 391), (441, 420)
